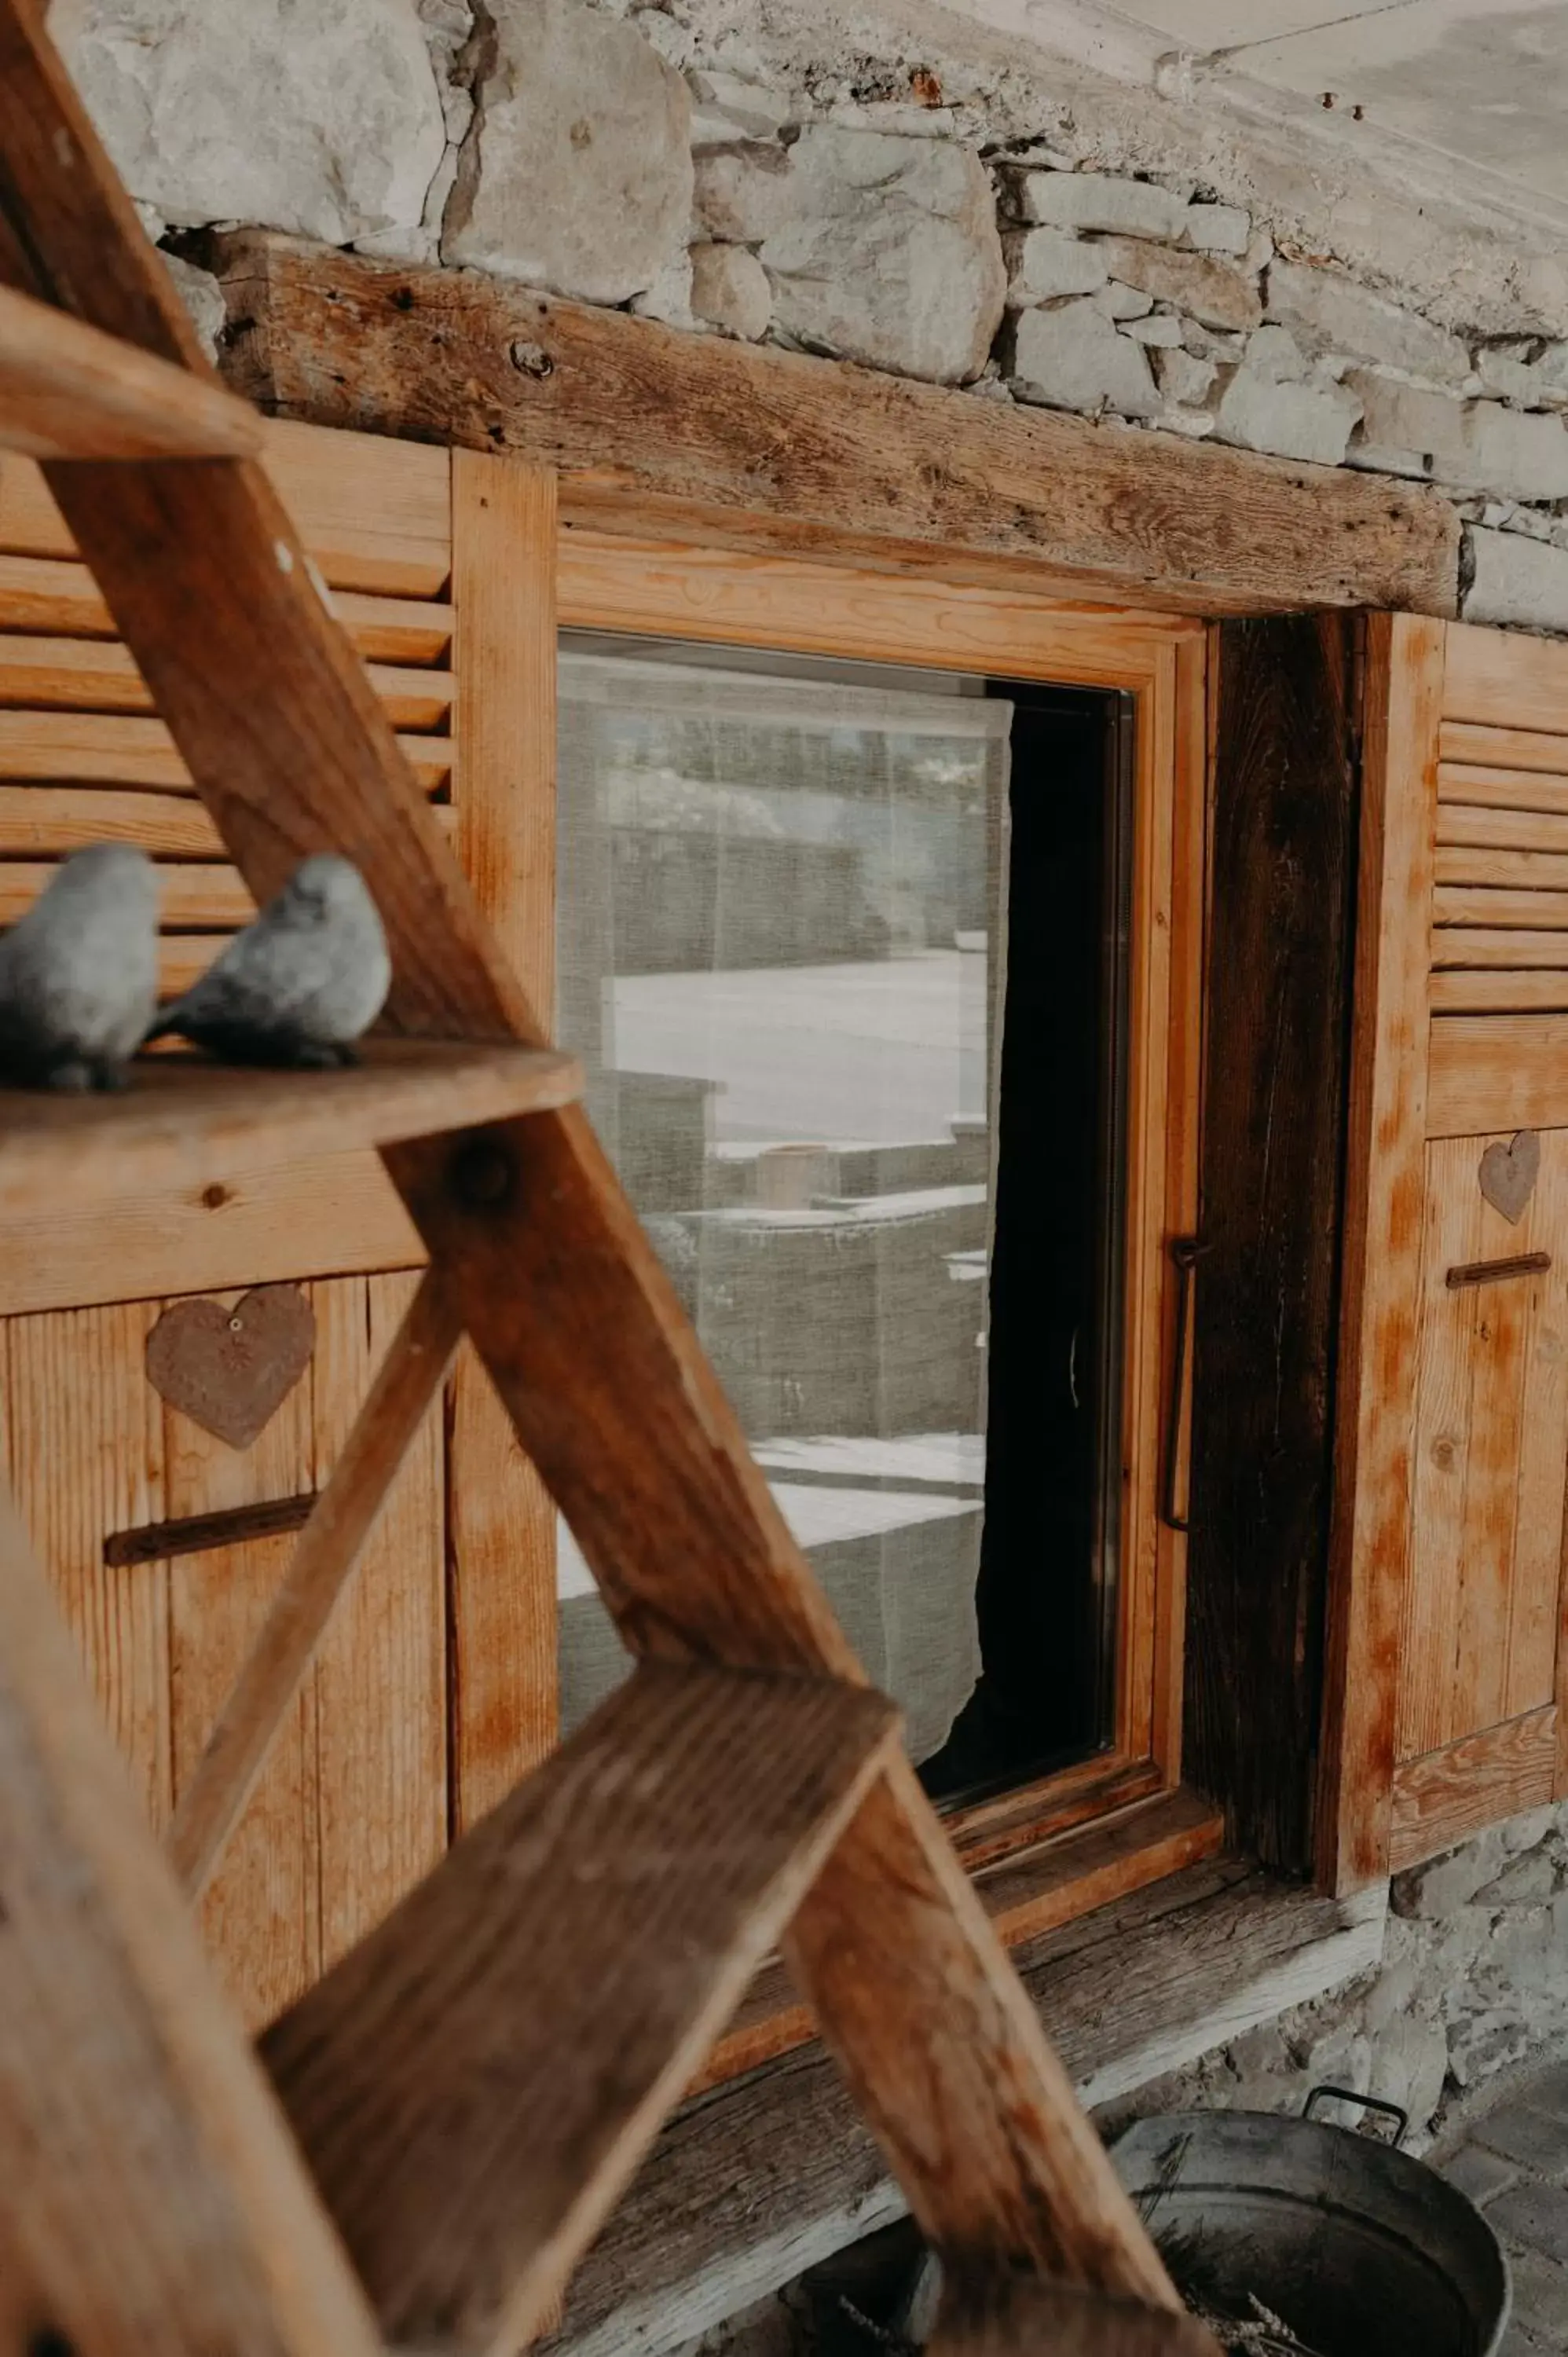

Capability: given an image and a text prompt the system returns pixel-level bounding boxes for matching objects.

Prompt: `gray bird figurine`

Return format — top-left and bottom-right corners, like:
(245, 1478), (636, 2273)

(0, 843), (159, 1091)
(148, 853), (390, 1069)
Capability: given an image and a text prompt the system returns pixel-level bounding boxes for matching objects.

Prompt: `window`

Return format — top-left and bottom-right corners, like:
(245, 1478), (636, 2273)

(551, 534), (1206, 1901)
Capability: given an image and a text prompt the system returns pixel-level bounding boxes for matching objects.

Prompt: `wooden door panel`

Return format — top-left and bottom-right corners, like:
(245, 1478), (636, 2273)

(0, 1271), (446, 2029)
(1400, 1129), (1568, 1765)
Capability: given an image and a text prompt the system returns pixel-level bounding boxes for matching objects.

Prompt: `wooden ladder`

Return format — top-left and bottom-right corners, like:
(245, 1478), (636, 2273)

(0, 12), (1220, 2353)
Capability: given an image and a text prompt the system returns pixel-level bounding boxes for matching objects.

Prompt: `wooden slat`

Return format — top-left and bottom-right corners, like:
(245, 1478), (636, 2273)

(0, 1039), (581, 1215)
(1438, 804), (1568, 854)
(1318, 614), (1444, 1893)
(263, 1662), (900, 2355)
(0, 783), (223, 852)
(1442, 720), (1568, 777)
(0, 1484), (386, 2357)
(3, 13), (1179, 2308)
(309, 1270), (447, 1981)
(1431, 928), (1568, 968)
(1435, 884), (1568, 929)
(1428, 1014), (1568, 1135)
(0, 636), (452, 726)
(1431, 969), (1568, 1012)
(1186, 615), (1358, 1876)
(448, 450), (559, 1826)
(1443, 618), (1568, 735)
(0, 856), (251, 926)
(1390, 1706), (1557, 1871)
(0, 278), (262, 460)
(214, 229), (1459, 622)
(931, 2279), (1219, 2356)
(0, 709), (449, 789)
(167, 1314), (321, 2029)
(170, 1267), (460, 1902)
(1438, 763), (1568, 817)
(1449, 1178), (1534, 1743)
(5, 1299), (170, 1824)
(0, 420), (451, 598)
(1397, 1142), (1478, 1761)
(1508, 1140), (1568, 1725)
(0, 550), (454, 662)
(1435, 844), (1568, 891)
(0, 1146), (423, 1317)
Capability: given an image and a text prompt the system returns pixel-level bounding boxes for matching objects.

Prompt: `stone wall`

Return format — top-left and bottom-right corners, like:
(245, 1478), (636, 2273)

(46, 0), (1568, 636)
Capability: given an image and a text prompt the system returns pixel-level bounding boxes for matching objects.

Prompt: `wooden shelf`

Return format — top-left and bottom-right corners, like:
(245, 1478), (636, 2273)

(0, 1036), (583, 1212)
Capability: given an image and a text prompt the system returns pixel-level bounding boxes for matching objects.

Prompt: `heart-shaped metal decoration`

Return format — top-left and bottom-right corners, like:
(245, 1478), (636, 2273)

(1479, 1130), (1541, 1226)
(145, 1284), (316, 1450)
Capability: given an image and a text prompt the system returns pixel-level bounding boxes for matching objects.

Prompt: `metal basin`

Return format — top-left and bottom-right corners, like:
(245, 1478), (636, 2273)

(1112, 2095), (1511, 2357)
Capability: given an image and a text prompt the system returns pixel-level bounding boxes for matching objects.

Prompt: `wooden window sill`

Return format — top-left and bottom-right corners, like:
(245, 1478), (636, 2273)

(544, 1830), (1387, 2357)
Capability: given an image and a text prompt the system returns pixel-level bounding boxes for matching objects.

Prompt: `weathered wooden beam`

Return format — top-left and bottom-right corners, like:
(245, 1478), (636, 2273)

(210, 231), (1460, 624)
(1184, 615), (1361, 1875)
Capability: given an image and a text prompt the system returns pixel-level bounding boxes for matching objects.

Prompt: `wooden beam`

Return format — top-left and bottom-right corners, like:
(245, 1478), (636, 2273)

(1184, 617), (1361, 1875)
(210, 231), (1460, 624)
(0, 278), (264, 460)
(0, 1488), (383, 2357)
(932, 2278), (1220, 2356)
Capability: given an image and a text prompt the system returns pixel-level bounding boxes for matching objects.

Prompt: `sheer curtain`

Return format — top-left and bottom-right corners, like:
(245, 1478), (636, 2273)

(555, 645), (1012, 1763)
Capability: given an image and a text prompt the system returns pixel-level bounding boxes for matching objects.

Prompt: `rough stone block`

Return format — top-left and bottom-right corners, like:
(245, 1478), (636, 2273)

(1466, 405), (1568, 501)
(1442, 2143), (1520, 2205)
(1492, 2178), (1568, 2267)
(1245, 324), (1308, 383)
(160, 248), (226, 361)
(1002, 224), (1106, 304)
(442, 0), (693, 306)
(1345, 368), (1467, 478)
(50, 0), (446, 244)
(1010, 167), (1187, 241)
(689, 240), (771, 340)
(1123, 313), (1185, 347)
(1215, 365), (1361, 466)
(1094, 280), (1155, 321)
(693, 143), (795, 245)
(1478, 1853), (1561, 1908)
(1091, 235), (1261, 332)
(1184, 200), (1250, 255)
(1267, 257), (1471, 384)
(1478, 345), (1550, 408)
(1009, 297), (1159, 418)
(1476, 2100), (1568, 2179)
(760, 128), (1005, 385)
(686, 68), (788, 148)
(1499, 2245), (1568, 2351)
(1466, 527), (1568, 632)
(1154, 346), (1216, 406)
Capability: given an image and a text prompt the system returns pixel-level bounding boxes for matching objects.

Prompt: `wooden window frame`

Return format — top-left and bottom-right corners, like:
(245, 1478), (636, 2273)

(554, 524), (1218, 2073)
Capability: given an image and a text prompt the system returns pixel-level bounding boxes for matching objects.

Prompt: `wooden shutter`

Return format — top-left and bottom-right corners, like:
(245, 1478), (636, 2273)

(0, 423), (557, 2013)
(1324, 616), (1568, 1886)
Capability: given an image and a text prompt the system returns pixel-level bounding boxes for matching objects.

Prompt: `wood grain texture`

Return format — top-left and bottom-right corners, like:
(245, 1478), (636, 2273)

(542, 1861), (1380, 2357)
(0, 1482), (383, 2357)
(1390, 1706), (1557, 1871)
(1431, 970), (1568, 1013)
(0, 635), (450, 726)
(1185, 616), (1359, 1875)
(448, 451), (559, 1826)
(0, 1039), (581, 1217)
(1443, 620), (1568, 735)
(1435, 845), (1568, 891)
(214, 231), (1459, 621)
(169, 1268), (460, 1902)
(262, 1662), (900, 2355)
(1318, 613), (1445, 1893)
(932, 2278), (1219, 2356)
(0, 277), (262, 459)
(167, 1315), (321, 2029)
(308, 1270), (447, 1979)
(1436, 885), (1568, 929)
(1442, 720), (1568, 777)
(1429, 1015), (1568, 1135)
(1433, 930), (1568, 970)
(1439, 805), (1568, 855)
(1438, 764), (1568, 818)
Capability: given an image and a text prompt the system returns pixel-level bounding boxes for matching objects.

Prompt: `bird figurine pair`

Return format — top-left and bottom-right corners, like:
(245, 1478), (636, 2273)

(0, 845), (391, 1091)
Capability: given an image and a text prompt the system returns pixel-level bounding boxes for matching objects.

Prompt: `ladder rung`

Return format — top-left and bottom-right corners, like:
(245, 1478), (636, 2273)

(0, 1036), (582, 1213)
(261, 1661), (900, 2355)
(932, 2278), (1222, 2355)
(0, 279), (263, 461)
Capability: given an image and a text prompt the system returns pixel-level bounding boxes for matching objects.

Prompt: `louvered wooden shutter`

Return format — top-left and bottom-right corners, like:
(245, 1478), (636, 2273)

(1327, 616), (1568, 1886)
(0, 425), (557, 2020)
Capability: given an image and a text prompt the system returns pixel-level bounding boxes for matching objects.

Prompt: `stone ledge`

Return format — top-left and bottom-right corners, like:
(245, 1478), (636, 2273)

(544, 1859), (1387, 2357)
